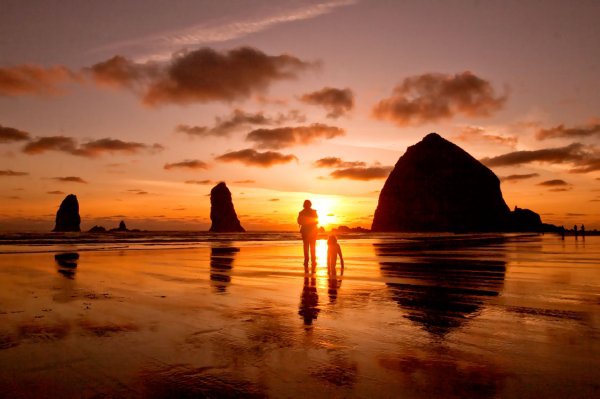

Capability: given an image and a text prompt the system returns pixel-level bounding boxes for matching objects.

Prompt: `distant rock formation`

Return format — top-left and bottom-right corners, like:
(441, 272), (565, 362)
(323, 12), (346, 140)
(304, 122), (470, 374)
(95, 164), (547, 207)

(88, 225), (106, 233)
(510, 207), (542, 232)
(209, 182), (245, 232)
(53, 194), (81, 232)
(372, 133), (544, 232)
(332, 225), (370, 234)
(109, 220), (129, 232)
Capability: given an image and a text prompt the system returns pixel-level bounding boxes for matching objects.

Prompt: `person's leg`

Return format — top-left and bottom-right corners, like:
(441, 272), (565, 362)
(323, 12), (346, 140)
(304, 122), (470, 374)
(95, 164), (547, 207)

(310, 238), (317, 271)
(302, 238), (309, 270)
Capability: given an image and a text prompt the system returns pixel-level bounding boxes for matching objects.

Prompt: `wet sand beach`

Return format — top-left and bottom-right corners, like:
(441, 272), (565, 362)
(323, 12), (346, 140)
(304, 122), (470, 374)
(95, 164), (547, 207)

(0, 233), (599, 398)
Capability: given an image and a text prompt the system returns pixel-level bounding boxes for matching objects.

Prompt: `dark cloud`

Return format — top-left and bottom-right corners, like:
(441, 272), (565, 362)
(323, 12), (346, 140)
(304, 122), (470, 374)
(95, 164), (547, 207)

(164, 159), (208, 170)
(184, 180), (212, 185)
(372, 72), (506, 126)
(300, 87), (354, 118)
(0, 169), (28, 176)
(175, 109), (306, 138)
(246, 123), (344, 149)
(330, 166), (393, 180)
(549, 188), (571, 192)
(538, 179), (569, 186)
(536, 122), (600, 140)
(0, 65), (79, 96)
(313, 157), (366, 168)
(215, 148), (297, 167)
(51, 176), (87, 184)
(47, 190), (65, 195)
(0, 125), (30, 143)
(454, 126), (517, 147)
(500, 173), (539, 182)
(23, 136), (77, 154)
(22, 136), (163, 157)
(89, 47), (312, 106)
(569, 158), (600, 174)
(481, 143), (586, 167)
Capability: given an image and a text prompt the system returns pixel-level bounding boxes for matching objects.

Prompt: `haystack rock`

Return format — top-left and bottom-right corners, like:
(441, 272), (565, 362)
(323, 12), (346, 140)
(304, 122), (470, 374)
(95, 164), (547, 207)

(53, 194), (81, 232)
(372, 133), (512, 232)
(209, 182), (245, 232)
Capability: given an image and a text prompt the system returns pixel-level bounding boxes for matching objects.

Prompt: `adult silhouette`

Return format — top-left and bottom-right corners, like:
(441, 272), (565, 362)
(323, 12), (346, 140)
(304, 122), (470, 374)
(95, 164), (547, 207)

(297, 200), (318, 272)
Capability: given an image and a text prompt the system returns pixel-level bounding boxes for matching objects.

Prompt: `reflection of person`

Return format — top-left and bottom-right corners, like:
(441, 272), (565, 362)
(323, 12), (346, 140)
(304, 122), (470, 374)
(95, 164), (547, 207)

(298, 277), (319, 326)
(297, 200), (318, 272)
(327, 235), (344, 277)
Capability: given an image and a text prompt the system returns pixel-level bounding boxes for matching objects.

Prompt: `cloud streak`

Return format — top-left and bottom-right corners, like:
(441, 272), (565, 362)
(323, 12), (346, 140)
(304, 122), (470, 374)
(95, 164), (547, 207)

(300, 87), (354, 118)
(93, 0), (356, 61)
(500, 173), (539, 182)
(0, 124), (31, 143)
(373, 72), (506, 126)
(22, 136), (163, 157)
(215, 148), (297, 167)
(90, 47), (313, 106)
(329, 166), (393, 180)
(175, 109), (305, 138)
(481, 142), (600, 173)
(536, 121), (600, 140)
(538, 179), (569, 186)
(0, 169), (28, 176)
(0, 65), (80, 96)
(164, 159), (208, 170)
(51, 176), (87, 184)
(313, 157), (366, 168)
(246, 123), (344, 149)
(454, 126), (517, 148)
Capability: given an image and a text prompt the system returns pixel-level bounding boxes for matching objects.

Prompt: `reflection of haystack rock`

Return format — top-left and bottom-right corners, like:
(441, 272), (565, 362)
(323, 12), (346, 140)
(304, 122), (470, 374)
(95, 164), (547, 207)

(53, 194), (81, 232)
(209, 182), (245, 232)
(210, 246), (239, 293)
(372, 133), (542, 232)
(375, 237), (506, 336)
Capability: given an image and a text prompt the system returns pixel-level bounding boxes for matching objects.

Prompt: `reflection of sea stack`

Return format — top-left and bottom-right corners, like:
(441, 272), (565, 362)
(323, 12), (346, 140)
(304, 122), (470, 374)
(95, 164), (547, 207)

(372, 133), (541, 232)
(209, 182), (245, 232)
(53, 194), (81, 232)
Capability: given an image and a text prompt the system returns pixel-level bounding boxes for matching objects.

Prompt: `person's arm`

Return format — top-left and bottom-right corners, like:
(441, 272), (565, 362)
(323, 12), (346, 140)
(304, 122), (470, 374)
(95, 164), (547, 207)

(338, 245), (344, 270)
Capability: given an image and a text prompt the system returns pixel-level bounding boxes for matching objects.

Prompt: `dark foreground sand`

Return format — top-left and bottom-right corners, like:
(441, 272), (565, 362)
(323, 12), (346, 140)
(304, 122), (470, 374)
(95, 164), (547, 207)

(0, 234), (599, 398)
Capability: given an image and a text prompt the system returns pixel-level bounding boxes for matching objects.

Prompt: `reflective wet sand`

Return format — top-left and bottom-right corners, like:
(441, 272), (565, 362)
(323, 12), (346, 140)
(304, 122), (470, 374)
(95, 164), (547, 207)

(0, 234), (599, 398)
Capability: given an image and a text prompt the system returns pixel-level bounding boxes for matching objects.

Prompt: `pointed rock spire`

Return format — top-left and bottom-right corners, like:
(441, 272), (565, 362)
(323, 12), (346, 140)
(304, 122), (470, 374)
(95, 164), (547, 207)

(209, 182), (245, 232)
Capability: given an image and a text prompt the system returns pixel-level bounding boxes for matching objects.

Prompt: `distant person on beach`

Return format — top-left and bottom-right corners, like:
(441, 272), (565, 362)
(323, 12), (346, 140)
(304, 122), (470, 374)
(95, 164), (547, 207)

(560, 226), (565, 240)
(327, 235), (344, 277)
(581, 224), (585, 238)
(574, 224), (578, 238)
(298, 200), (318, 271)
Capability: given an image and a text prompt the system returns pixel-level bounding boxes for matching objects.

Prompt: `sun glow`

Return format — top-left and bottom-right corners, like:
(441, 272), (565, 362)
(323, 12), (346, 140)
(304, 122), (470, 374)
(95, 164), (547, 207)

(310, 196), (339, 229)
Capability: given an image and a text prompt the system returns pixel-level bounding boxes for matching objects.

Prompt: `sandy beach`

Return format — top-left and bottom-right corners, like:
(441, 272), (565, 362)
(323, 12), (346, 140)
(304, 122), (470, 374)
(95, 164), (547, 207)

(0, 233), (598, 398)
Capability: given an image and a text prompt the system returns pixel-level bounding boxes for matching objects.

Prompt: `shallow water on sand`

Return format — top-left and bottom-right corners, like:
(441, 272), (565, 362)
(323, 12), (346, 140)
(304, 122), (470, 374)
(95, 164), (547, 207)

(0, 233), (599, 398)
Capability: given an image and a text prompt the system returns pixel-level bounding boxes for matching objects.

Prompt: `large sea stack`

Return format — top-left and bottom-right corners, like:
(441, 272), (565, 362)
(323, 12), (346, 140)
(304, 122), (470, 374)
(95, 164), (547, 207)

(372, 133), (512, 232)
(53, 194), (81, 232)
(209, 182), (245, 232)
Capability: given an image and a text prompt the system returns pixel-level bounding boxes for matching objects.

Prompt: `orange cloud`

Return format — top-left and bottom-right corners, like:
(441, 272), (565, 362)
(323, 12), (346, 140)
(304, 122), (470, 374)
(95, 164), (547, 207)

(47, 190), (65, 195)
(0, 64), (79, 96)
(0, 169), (28, 176)
(23, 136), (163, 157)
(215, 148), (297, 167)
(51, 176), (87, 184)
(454, 126), (517, 148)
(246, 123), (344, 149)
(233, 179), (255, 184)
(175, 109), (305, 138)
(184, 180), (213, 185)
(300, 87), (354, 118)
(373, 72), (506, 126)
(538, 179), (569, 186)
(329, 166), (392, 180)
(89, 47), (312, 106)
(500, 173), (539, 182)
(536, 121), (600, 140)
(313, 157), (366, 168)
(0, 125), (30, 143)
(164, 160), (208, 170)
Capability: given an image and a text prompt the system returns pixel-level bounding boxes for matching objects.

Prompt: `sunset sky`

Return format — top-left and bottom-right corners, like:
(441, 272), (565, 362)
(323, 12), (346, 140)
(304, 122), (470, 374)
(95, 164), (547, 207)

(1, 0), (599, 231)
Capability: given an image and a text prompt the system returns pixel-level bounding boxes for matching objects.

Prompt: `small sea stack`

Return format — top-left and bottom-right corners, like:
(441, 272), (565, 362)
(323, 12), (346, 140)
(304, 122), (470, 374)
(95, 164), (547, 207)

(209, 182), (245, 232)
(53, 194), (81, 232)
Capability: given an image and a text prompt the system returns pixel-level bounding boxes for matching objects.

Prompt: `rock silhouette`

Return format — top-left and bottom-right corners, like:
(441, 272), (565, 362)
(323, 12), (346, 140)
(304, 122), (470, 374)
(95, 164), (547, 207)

(373, 133), (513, 232)
(53, 194), (81, 232)
(88, 225), (106, 233)
(209, 182), (245, 232)
(510, 207), (542, 232)
(109, 220), (129, 232)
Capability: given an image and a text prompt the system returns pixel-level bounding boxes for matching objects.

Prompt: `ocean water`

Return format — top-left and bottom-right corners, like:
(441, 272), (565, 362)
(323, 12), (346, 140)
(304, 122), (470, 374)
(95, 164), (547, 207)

(0, 232), (599, 398)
